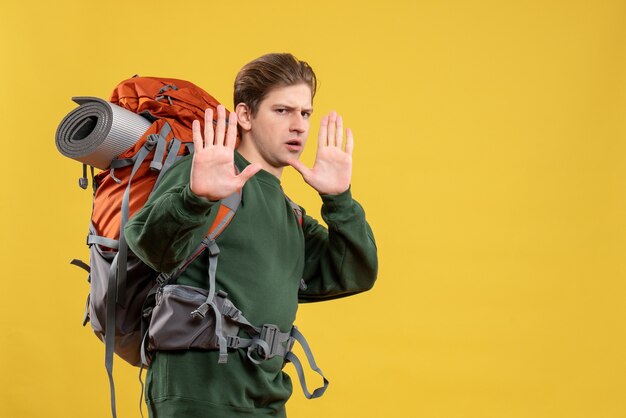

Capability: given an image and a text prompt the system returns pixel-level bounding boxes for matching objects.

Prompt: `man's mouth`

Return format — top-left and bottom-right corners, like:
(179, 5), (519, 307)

(285, 139), (302, 151)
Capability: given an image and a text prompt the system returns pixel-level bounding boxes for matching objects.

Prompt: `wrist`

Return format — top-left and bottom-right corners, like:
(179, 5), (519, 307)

(316, 185), (350, 196)
(183, 185), (218, 214)
(189, 183), (221, 202)
(319, 185), (351, 200)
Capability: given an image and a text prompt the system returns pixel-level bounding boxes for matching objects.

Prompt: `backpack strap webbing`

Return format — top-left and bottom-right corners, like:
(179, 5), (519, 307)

(149, 123), (170, 172)
(143, 188), (242, 365)
(182, 191), (242, 363)
(208, 191), (241, 240)
(285, 326), (329, 399)
(161, 189), (241, 284)
(70, 258), (90, 273)
(102, 122), (180, 418)
(87, 235), (119, 250)
(153, 137), (182, 191)
(104, 136), (157, 418)
(282, 188), (303, 226)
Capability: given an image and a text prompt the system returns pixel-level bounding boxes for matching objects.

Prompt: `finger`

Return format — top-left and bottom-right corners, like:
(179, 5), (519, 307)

(336, 115), (344, 150)
(203, 108), (214, 147)
(237, 162), (262, 184)
(287, 158), (312, 178)
(215, 105), (226, 146)
(345, 128), (354, 155)
(192, 119), (204, 151)
(327, 111), (337, 147)
(318, 115), (329, 149)
(225, 111), (238, 149)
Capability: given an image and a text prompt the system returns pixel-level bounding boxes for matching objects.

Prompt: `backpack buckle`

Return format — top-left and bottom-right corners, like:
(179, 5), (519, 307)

(259, 324), (280, 357)
(226, 335), (240, 348)
(156, 272), (170, 286)
(203, 239), (220, 256)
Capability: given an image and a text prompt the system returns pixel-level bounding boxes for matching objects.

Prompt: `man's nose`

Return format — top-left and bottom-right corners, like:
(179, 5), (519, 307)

(289, 113), (307, 133)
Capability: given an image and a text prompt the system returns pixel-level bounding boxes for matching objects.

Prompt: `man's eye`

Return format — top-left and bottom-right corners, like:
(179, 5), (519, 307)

(276, 108), (287, 114)
(302, 112), (311, 119)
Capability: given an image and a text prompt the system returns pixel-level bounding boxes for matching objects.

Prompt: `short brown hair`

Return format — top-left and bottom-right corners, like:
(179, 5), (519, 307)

(234, 53), (317, 115)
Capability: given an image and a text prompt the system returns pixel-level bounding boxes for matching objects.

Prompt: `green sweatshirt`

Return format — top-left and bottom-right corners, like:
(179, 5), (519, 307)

(125, 151), (378, 417)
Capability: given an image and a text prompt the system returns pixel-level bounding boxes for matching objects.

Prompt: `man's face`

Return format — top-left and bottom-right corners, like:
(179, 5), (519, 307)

(244, 83), (313, 173)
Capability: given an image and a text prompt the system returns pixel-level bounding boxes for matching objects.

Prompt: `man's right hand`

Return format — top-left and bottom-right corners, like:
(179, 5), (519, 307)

(190, 105), (261, 201)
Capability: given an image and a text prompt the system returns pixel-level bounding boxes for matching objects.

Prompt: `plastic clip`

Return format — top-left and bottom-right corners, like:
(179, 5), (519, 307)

(156, 272), (171, 286)
(226, 335), (240, 348)
(259, 324), (280, 357)
(191, 303), (210, 320)
(205, 239), (220, 256)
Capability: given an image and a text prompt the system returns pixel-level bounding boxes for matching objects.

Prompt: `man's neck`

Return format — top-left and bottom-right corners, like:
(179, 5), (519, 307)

(237, 142), (284, 179)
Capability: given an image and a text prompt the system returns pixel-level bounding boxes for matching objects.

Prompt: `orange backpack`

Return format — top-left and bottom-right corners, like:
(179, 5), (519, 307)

(63, 76), (241, 418)
(94, 76), (230, 240)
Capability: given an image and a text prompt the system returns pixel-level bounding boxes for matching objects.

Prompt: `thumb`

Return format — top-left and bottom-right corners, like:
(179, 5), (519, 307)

(238, 162), (262, 183)
(287, 158), (311, 178)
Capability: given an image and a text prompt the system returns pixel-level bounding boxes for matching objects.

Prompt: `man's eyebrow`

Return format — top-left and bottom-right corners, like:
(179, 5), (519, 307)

(272, 104), (314, 113)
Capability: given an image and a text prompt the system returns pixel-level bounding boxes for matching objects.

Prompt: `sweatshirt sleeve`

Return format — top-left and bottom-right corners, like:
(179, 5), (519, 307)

(124, 159), (217, 274)
(298, 187), (378, 302)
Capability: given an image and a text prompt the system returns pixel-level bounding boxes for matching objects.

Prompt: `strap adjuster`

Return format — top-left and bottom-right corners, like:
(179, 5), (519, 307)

(226, 335), (240, 348)
(156, 272), (170, 286)
(259, 324), (280, 357)
(190, 302), (210, 320)
(202, 238), (220, 256)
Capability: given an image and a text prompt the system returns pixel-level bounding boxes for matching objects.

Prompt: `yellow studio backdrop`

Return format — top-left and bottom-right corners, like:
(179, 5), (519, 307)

(1, 0), (625, 417)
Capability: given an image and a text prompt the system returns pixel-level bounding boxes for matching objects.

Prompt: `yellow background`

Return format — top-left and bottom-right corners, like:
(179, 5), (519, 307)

(1, 0), (625, 417)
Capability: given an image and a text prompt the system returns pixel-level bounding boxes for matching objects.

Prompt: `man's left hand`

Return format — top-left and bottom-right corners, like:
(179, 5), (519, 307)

(288, 111), (353, 195)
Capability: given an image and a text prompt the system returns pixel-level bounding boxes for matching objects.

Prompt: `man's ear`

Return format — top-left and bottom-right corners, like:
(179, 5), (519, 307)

(235, 103), (252, 131)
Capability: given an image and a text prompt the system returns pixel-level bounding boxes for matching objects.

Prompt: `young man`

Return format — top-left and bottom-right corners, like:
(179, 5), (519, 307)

(125, 53), (378, 417)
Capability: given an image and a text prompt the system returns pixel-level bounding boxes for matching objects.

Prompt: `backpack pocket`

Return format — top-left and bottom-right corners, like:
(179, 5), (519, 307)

(148, 284), (240, 352)
(88, 239), (156, 366)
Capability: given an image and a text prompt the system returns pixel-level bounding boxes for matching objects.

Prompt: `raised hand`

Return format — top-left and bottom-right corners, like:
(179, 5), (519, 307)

(190, 105), (261, 201)
(288, 111), (353, 195)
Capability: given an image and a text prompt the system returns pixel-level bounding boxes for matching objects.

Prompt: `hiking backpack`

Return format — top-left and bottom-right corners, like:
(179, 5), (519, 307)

(57, 76), (327, 417)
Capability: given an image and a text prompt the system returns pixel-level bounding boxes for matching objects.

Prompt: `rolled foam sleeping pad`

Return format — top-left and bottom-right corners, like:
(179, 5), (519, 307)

(55, 96), (153, 170)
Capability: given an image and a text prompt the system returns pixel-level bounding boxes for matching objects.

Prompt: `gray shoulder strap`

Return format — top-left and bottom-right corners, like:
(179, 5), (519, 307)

(149, 122), (171, 172)
(104, 137), (156, 418)
(282, 192), (303, 226)
(153, 137), (182, 191)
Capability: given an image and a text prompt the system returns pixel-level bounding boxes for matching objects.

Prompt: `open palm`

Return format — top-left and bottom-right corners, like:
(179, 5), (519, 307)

(288, 112), (353, 195)
(190, 106), (261, 201)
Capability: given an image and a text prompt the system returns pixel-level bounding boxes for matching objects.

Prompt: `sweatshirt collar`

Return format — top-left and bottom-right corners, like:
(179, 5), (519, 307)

(234, 151), (281, 188)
